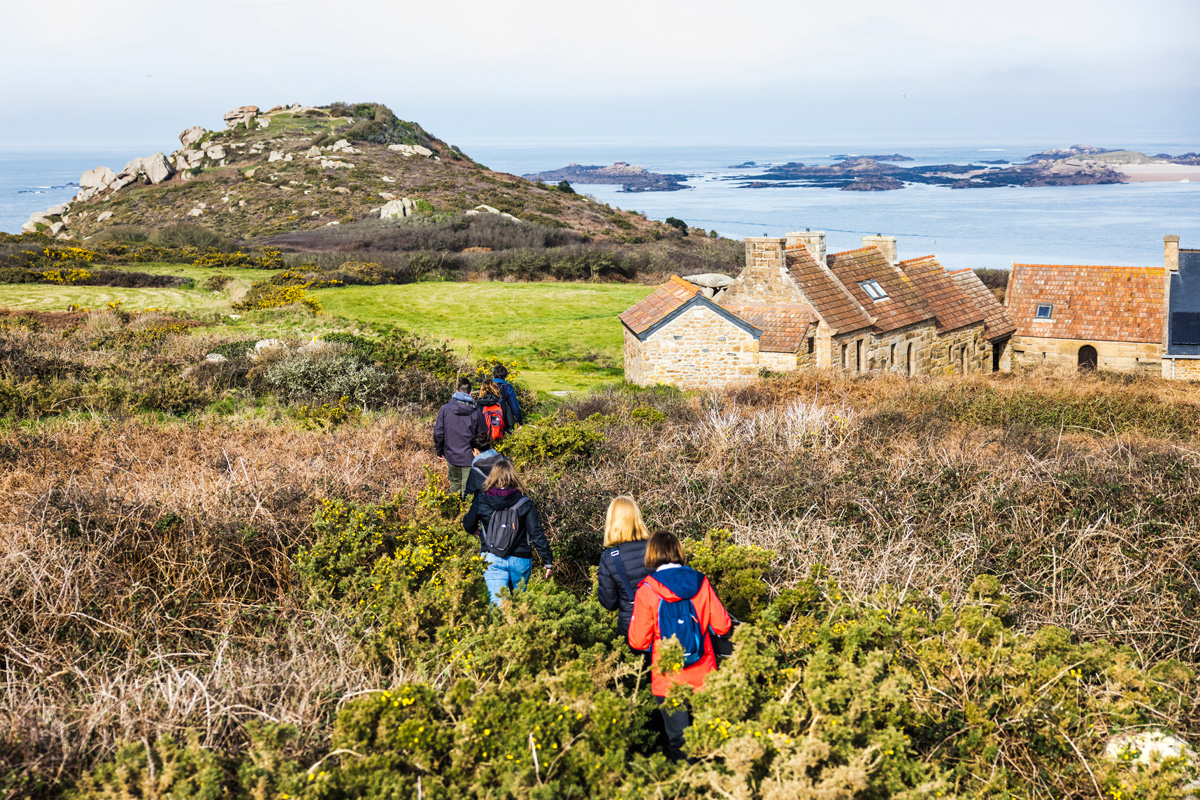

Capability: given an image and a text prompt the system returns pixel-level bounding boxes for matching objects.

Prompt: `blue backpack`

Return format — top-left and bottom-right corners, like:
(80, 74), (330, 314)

(657, 596), (705, 667)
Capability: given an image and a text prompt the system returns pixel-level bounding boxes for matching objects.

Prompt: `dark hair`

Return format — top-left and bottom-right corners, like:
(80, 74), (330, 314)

(492, 365), (508, 380)
(457, 378), (472, 393)
(470, 430), (493, 451)
(644, 530), (686, 571)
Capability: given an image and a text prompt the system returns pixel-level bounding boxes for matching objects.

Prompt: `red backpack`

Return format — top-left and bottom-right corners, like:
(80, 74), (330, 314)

(481, 402), (505, 441)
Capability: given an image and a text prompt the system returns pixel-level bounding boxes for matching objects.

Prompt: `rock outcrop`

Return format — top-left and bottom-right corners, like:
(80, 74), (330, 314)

(223, 106), (259, 128)
(380, 198), (418, 219)
(179, 126), (207, 147)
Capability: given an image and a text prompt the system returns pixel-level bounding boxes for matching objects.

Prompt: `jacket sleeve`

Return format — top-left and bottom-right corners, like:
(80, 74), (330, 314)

(627, 584), (657, 651)
(433, 407), (446, 457)
(503, 382), (523, 425)
(465, 465), (483, 496)
(462, 495), (483, 536)
(472, 408), (487, 441)
(696, 577), (733, 636)
(597, 551), (618, 610)
(501, 395), (515, 433)
(522, 501), (552, 567)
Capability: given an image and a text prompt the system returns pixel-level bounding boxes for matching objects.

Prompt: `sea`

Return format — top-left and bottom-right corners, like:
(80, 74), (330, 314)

(4, 142), (1198, 270)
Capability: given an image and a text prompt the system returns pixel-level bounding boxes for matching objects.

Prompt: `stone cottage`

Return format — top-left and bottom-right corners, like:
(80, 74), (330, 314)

(1003, 236), (1196, 377)
(620, 231), (1014, 389)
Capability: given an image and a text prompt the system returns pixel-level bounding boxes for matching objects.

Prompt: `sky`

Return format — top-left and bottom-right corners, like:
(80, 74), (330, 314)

(3, 0), (1198, 149)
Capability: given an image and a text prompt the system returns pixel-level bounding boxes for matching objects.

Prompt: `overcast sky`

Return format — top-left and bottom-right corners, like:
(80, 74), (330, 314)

(4, 0), (1198, 149)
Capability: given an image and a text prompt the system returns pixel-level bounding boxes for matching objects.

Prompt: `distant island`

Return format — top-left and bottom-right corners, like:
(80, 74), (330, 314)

(524, 162), (689, 192)
(730, 145), (1200, 191)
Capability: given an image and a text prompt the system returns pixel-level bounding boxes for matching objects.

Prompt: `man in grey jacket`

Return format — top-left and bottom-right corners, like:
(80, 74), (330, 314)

(433, 378), (487, 497)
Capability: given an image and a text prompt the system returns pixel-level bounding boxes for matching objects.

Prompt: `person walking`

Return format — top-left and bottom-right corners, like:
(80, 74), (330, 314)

(491, 365), (523, 429)
(596, 496), (652, 640)
(462, 461), (552, 606)
(477, 378), (515, 440)
(627, 531), (733, 762)
(464, 429), (509, 498)
(433, 378), (486, 498)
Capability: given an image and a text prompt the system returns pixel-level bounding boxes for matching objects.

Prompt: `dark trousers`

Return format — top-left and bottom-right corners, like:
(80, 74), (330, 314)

(655, 697), (691, 761)
(447, 463), (470, 498)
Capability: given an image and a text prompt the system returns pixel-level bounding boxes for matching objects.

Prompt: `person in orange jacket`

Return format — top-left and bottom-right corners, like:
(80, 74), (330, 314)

(627, 530), (732, 761)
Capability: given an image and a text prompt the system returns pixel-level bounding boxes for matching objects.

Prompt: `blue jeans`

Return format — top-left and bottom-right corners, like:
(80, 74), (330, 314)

(483, 552), (533, 606)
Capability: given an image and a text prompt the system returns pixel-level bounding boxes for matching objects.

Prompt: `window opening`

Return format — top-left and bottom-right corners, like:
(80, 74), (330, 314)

(1035, 303), (1053, 320)
(859, 279), (889, 301)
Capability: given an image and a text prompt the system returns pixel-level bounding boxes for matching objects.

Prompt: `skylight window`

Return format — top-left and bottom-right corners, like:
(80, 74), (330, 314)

(1035, 303), (1053, 320)
(859, 279), (889, 301)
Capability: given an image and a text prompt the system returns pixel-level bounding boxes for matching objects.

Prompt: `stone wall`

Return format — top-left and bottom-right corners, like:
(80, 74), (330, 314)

(760, 351), (798, 372)
(1007, 336), (1161, 374)
(826, 322), (988, 376)
(623, 307), (760, 389)
(1164, 357), (1200, 380)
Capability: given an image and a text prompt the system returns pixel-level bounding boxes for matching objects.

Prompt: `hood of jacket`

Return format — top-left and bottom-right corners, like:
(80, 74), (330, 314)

(483, 487), (523, 508)
(478, 392), (502, 406)
(449, 393), (477, 414)
(473, 452), (507, 470)
(647, 565), (705, 602)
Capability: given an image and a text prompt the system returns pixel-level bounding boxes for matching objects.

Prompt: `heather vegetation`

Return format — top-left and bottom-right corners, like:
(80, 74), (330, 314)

(1, 303), (1199, 798)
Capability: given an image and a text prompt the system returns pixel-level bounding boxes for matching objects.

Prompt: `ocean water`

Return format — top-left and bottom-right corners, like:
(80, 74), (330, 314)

(4, 142), (1198, 270)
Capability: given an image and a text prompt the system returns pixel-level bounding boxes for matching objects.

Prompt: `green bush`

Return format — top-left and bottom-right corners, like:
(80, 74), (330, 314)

(264, 351), (389, 406)
(203, 273), (232, 292)
(499, 418), (605, 467)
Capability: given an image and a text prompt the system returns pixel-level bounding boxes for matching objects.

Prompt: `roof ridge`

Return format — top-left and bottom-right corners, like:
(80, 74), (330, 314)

(828, 246), (875, 257)
(898, 255), (938, 265)
(669, 275), (700, 292)
(1012, 263), (1159, 270)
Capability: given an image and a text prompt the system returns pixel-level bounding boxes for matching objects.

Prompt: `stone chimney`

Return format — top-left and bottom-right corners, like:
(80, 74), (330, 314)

(745, 236), (787, 272)
(862, 234), (897, 264)
(786, 230), (826, 267)
(1166, 234), (1180, 271)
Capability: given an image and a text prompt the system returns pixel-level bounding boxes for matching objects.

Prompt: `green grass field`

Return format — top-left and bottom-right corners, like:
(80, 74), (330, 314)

(0, 265), (653, 391)
(314, 282), (653, 391)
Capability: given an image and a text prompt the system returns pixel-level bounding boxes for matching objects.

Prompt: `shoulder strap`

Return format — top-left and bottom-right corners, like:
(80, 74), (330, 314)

(513, 496), (530, 511)
(608, 548), (637, 601)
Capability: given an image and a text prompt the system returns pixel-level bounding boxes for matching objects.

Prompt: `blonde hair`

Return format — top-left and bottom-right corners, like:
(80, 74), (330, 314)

(603, 496), (650, 547)
(481, 378), (501, 396)
(482, 459), (524, 493)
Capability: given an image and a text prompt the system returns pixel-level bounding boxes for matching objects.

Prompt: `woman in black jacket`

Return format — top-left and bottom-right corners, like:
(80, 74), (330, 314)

(596, 495), (652, 639)
(462, 460), (552, 606)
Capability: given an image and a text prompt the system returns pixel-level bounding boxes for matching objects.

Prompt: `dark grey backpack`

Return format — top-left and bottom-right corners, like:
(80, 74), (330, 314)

(483, 497), (530, 557)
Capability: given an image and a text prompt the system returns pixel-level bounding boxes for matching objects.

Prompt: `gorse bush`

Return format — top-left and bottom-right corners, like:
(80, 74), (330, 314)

(71, 493), (1200, 800)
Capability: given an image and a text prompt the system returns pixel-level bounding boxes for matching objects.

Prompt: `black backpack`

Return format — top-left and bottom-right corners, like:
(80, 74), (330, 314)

(483, 497), (529, 557)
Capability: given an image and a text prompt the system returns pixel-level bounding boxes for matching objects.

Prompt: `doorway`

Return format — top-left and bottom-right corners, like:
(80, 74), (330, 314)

(1078, 345), (1098, 371)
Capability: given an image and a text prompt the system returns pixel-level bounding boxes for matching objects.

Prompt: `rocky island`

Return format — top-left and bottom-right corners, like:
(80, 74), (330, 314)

(726, 145), (1200, 191)
(523, 162), (689, 192)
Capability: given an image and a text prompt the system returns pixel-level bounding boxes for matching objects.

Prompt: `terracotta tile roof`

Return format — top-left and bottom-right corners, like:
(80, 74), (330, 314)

(619, 276), (699, 335)
(783, 246), (873, 334)
(899, 256), (986, 333)
(826, 247), (935, 332)
(724, 302), (818, 352)
(1007, 264), (1164, 343)
(949, 269), (1016, 341)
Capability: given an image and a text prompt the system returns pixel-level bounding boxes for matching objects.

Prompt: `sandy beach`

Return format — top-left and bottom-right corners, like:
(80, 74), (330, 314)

(1113, 163), (1200, 182)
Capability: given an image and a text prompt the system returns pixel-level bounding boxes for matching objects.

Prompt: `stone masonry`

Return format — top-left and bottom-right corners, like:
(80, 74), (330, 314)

(623, 306), (760, 389)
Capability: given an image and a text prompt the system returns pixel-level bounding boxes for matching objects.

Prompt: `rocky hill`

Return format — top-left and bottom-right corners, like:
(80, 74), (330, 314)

(21, 102), (683, 245)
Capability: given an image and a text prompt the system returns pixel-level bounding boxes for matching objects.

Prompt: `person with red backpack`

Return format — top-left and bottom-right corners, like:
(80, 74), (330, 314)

(477, 378), (515, 442)
(627, 530), (733, 762)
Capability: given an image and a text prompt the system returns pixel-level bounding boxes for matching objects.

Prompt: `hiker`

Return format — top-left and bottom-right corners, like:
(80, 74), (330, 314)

(478, 378), (515, 441)
(462, 460), (552, 606)
(491, 365), (523, 429)
(596, 496), (652, 641)
(464, 429), (509, 498)
(433, 378), (486, 498)
(627, 530), (733, 762)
